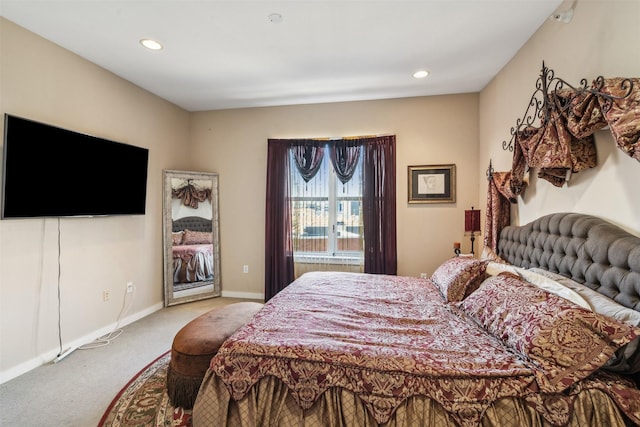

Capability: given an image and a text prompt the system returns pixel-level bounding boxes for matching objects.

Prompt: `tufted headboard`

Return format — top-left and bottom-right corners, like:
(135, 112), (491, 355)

(498, 212), (640, 311)
(172, 216), (212, 233)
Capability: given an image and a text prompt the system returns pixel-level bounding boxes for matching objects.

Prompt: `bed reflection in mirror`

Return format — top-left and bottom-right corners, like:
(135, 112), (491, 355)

(163, 170), (221, 306)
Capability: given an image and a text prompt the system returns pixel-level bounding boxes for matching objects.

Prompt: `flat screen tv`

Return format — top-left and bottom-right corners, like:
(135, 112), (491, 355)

(2, 114), (149, 219)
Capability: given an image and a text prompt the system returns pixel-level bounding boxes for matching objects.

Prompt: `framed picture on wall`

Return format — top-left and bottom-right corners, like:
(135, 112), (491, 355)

(408, 164), (456, 204)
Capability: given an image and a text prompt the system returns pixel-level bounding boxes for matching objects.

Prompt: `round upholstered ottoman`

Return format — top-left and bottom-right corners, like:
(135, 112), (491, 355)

(166, 301), (264, 408)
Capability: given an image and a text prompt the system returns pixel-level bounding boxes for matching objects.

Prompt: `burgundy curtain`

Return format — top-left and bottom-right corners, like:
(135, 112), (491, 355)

(265, 139), (295, 302)
(362, 135), (397, 275)
(329, 139), (361, 184)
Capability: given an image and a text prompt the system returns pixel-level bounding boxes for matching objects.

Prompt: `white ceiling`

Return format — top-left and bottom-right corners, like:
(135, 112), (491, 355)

(1, 0), (565, 112)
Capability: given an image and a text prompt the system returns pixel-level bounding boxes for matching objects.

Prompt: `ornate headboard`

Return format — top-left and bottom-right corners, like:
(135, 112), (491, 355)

(498, 213), (640, 311)
(172, 216), (212, 233)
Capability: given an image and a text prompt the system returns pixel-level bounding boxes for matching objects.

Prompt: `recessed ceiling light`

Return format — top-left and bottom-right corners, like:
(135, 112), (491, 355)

(413, 70), (429, 79)
(140, 38), (163, 51)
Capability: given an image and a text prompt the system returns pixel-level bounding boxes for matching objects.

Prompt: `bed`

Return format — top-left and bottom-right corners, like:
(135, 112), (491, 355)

(171, 216), (214, 288)
(192, 212), (640, 426)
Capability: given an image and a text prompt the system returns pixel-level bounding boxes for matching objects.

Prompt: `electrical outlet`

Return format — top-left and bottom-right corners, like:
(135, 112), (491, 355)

(103, 290), (110, 301)
(420, 273), (427, 279)
(126, 282), (134, 293)
(243, 265), (249, 273)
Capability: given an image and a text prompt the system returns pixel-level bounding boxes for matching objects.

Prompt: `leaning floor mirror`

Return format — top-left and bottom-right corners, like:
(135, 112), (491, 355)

(163, 170), (221, 306)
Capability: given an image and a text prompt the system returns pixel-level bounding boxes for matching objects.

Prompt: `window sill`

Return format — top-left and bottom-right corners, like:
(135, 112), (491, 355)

(294, 254), (363, 266)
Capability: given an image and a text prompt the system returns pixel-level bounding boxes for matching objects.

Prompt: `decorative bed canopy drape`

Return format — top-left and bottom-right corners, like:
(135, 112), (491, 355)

(484, 168), (516, 253)
(171, 179), (212, 209)
(503, 63), (639, 188)
(485, 63), (639, 251)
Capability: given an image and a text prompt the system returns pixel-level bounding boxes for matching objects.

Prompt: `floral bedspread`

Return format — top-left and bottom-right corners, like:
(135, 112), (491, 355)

(172, 244), (213, 284)
(208, 272), (640, 426)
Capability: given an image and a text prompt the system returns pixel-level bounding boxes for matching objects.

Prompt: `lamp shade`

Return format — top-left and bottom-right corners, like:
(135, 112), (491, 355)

(464, 208), (481, 233)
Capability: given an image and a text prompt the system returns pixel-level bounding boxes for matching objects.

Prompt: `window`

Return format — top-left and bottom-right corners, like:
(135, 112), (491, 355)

(289, 148), (364, 262)
(265, 135), (396, 301)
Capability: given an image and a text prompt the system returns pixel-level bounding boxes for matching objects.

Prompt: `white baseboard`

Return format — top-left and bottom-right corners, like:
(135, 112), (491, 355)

(1, 292), (264, 384)
(0, 302), (164, 385)
(221, 290), (264, 300)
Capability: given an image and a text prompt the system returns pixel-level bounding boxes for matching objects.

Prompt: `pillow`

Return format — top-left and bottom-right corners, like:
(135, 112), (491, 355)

(484, 263), (591, 310)
(431, 257), (487, 302)
(485, 261), (521, 277)
(172, 231), (184, 245)
(517, 269), (591, 310)
(182, 229), (212, 245)
(526, 268), (640, 326)
(459, 274), (640, 393)
(480, 246), (509, 264)
(528, 268), (640, 374)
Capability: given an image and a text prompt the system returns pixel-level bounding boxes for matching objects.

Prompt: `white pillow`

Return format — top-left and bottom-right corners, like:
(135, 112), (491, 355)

(517, 269), (591, 310)
(485, 262), (591, 310)
(485, 261), (521, 277)
(527, 268), (640, 326)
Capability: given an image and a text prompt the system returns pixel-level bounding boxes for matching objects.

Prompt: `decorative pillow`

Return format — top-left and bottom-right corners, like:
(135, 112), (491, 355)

(172, 231), (184, 245)
(182, 229), (212, 245)
(431, 257), (487, 302)
(459, 274), (640, 393)
(528, 268), (640, 374)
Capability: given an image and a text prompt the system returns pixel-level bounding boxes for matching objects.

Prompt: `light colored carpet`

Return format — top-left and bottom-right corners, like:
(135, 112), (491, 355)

(0, 296), (260, 427)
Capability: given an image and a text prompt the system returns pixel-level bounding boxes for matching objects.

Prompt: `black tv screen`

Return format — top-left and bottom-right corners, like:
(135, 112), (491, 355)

(2, 114), (149, 219)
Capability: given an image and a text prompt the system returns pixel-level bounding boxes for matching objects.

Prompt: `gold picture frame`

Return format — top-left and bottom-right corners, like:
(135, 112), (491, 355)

(408, 164), (456, 204)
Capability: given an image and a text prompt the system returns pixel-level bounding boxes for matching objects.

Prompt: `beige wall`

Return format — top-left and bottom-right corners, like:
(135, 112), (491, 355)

(0, 18), (190, 381)
(189, 95), (480, 297)
(479, 0), (640, 236)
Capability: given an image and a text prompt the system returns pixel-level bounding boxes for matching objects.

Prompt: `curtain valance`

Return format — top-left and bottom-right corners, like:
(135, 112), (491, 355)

(291, 141), (324, 182)
(330, 139), (361, 184)
(288, 138), (363, 185)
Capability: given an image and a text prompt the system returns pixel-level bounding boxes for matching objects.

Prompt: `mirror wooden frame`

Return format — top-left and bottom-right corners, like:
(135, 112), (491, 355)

(163, 170), (221, 306)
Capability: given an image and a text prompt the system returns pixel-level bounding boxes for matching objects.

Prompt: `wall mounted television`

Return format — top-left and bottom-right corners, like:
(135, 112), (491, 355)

(1, 114), (149, 219)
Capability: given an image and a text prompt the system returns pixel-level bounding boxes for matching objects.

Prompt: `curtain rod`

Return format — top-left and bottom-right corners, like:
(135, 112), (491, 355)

(276, 133), (393, 141)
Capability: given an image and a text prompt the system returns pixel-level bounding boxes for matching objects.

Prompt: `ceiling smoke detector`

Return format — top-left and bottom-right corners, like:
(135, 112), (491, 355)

(268, 13), (283, 23)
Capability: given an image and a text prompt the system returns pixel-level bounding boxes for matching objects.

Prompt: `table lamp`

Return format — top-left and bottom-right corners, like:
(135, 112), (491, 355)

(464, 207), (481, 255)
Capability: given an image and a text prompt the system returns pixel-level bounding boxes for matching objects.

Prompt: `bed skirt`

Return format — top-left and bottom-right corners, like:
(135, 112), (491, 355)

(192, 373), (631, 427)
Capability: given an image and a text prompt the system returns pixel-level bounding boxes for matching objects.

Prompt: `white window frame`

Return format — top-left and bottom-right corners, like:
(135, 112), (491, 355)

(291, 155), (363, 264)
